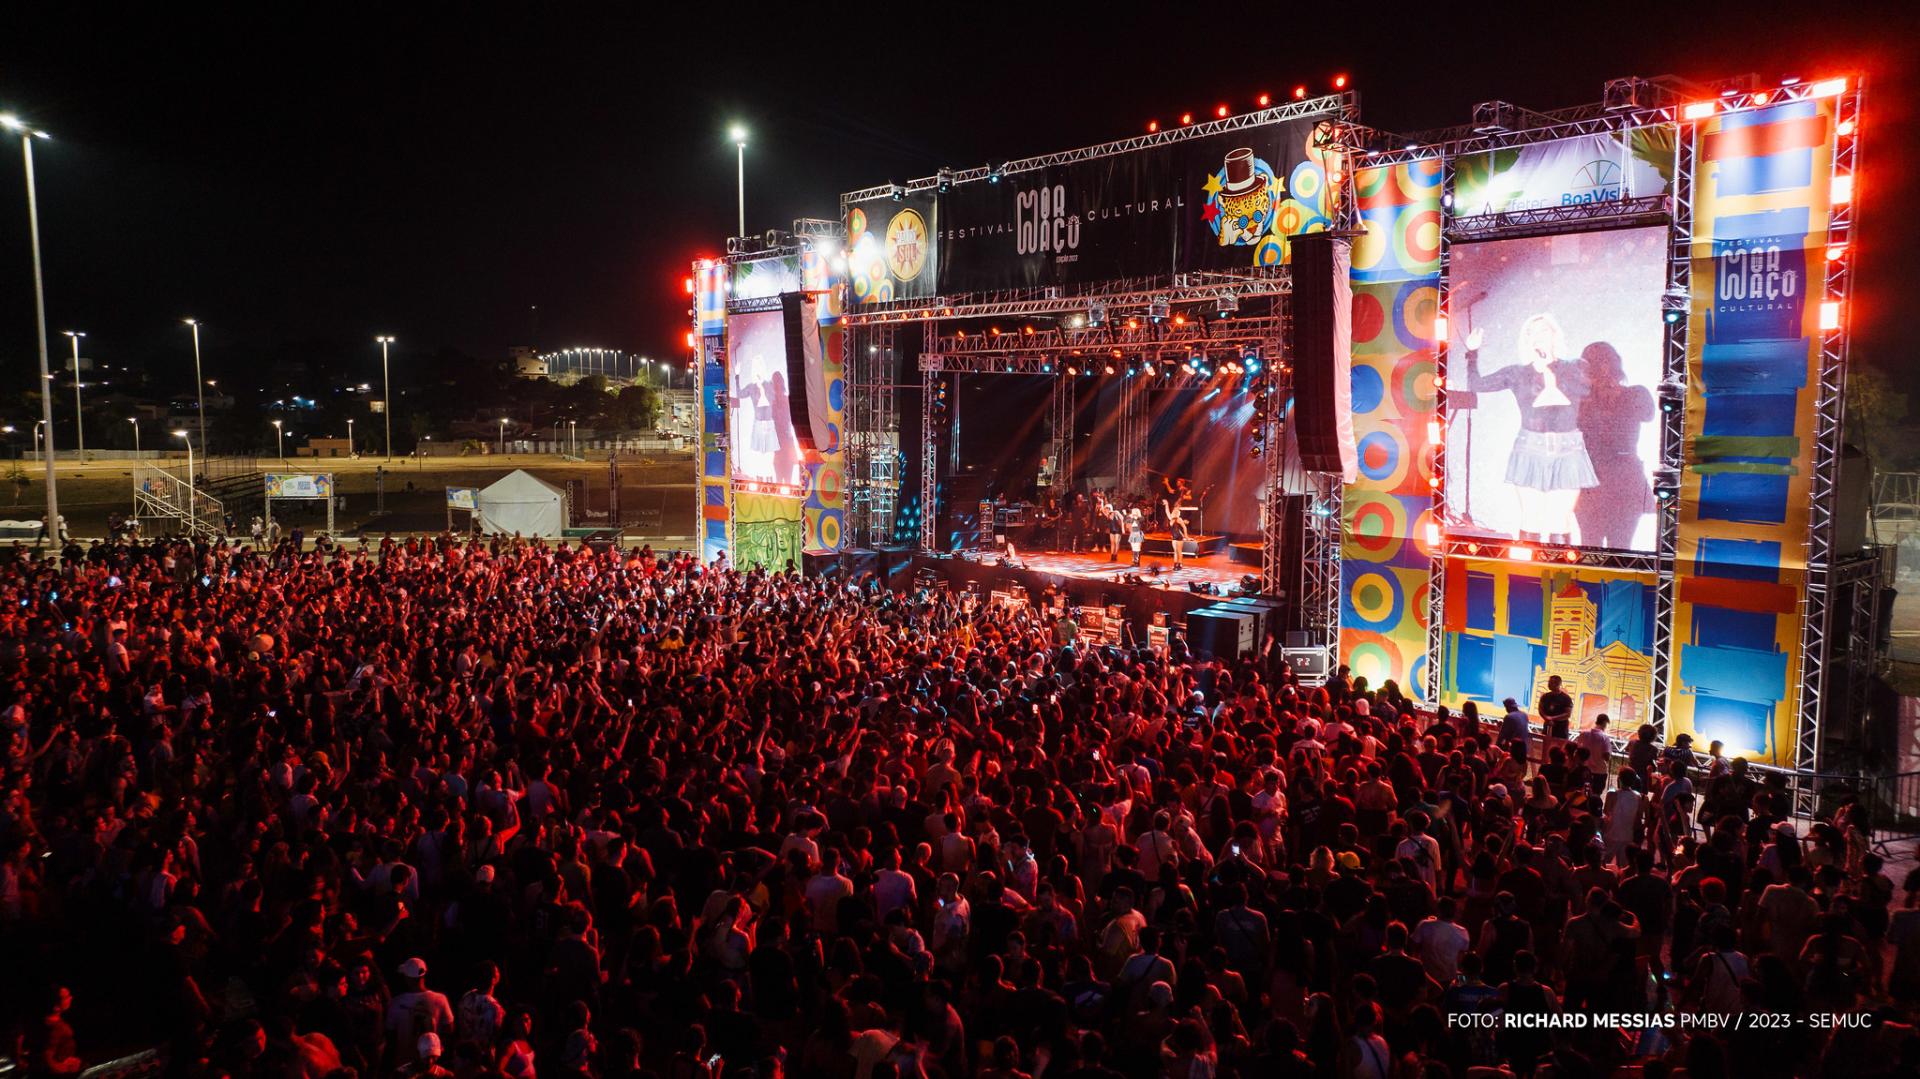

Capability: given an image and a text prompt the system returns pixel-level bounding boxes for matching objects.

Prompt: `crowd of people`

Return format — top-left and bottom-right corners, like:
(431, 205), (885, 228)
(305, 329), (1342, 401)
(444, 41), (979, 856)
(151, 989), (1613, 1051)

(1, 532), (1918, 1079)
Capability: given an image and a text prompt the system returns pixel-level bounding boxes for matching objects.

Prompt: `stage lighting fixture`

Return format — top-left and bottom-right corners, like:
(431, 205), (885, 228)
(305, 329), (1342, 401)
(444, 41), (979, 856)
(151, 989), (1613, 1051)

(1257, 93), (1270, 107)
(1148, 298), (1170, 323)
(1333, 74), (1348, 89)
(1147, 120), (1159, 133)
(1215, 294), (1239, 318)
(1657, 377), (1686, 413)
(1653, 467), (1682, 504)
(936, 167), (954, 193)
(1087, 303), (1109, 328)
(1603, 77), (1649, 112)
(988, 163), (1005, 183)
(889, 184), (906, 202)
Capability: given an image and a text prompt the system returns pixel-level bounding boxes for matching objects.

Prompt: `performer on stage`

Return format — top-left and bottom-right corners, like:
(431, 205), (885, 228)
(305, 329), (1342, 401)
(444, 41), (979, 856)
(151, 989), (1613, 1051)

(1127, 507), (1145, 566)
(1464, 315), (1597, 545)
(1162, 496), (1190, 569)
(1104, 494), (1124, 562)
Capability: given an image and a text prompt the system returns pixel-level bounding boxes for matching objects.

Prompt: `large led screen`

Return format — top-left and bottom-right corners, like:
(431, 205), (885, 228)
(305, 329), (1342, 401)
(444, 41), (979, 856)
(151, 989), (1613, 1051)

(1445, 226), (1667, 552)
(727, 310), (805, 490)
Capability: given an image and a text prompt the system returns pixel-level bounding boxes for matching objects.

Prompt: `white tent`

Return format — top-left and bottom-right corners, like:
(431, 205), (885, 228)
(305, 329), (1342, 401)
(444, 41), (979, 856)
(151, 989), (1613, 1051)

(477, 469), (567, 537)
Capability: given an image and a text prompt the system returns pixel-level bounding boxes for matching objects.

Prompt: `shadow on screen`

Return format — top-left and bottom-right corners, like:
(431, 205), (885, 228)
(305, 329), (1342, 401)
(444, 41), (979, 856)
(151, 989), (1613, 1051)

(1575, 341), (1654, 549)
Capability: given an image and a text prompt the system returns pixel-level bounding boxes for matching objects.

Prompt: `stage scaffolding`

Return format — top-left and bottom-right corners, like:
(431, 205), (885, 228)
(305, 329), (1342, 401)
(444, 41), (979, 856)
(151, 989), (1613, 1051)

(844, 322), (904, 548)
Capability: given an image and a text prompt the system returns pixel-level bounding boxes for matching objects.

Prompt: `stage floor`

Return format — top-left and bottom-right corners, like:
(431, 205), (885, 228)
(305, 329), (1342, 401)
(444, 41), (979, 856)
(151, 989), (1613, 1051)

(954, 546), (1249, 592)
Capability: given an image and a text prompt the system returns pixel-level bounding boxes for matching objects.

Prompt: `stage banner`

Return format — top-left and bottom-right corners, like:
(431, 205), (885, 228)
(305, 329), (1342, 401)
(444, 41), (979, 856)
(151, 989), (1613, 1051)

(732, 491), (805, 572)
(695, 260), (728, 335)
(847, 192), (937, 305)
(1441, 559), (1658, 729)
(1452, 126), (1676, 217)
(732, 254), (801, 301)
(265, 474), (332, 499)
(935, 116), (1335, 293)
(1670, 96), (1840, 765)
(1339, 160), (1444, 695)
(803, 319), (847, 553)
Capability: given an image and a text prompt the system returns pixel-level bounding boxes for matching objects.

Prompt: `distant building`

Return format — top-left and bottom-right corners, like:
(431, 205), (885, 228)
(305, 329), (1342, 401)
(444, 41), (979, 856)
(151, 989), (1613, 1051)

(511, 347), (549, 378)
(299, 437), (354, 458)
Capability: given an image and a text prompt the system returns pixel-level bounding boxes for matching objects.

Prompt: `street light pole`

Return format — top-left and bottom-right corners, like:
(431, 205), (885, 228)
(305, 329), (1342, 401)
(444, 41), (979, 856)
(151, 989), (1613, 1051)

(63, 330), (84, 459)
(376, 335), (394, 461)
(5, 115), (60, 561)
(183, 319), (206, 479)
(498, 417), (508, 455)
(127, 417), (139, 456)
(271, 419), (283, 460)
(347, 417), (355, 456)
(730, 124), (748, 237)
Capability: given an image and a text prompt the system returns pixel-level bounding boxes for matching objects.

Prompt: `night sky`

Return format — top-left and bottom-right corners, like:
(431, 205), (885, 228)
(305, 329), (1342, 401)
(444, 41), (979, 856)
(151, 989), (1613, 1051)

(0, 4), (1912, 396)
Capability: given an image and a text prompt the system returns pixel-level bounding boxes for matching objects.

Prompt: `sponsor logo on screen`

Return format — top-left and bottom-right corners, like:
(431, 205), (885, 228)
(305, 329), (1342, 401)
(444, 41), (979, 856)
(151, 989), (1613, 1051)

(1564, 159), (1626, 205)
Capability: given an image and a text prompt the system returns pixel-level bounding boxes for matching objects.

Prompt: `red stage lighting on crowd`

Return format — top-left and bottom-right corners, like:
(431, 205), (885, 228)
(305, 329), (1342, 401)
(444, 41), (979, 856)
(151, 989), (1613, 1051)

(1215, 104), (1229, 118)
(1292, 86), (1307, 100)
(1334, 74), (1348, 89)
(1257, 93), (1270, 107)
(1180, 113), (1193, 125)
(1147, 120), (1159, 133)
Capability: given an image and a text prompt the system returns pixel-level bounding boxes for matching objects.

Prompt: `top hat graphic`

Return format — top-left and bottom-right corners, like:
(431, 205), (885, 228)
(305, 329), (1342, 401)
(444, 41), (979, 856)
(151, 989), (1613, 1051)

(1220, 148), (1267, 197)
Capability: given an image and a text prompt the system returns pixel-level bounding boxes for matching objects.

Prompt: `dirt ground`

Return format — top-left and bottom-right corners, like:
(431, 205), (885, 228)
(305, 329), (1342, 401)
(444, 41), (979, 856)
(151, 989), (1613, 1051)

(0, 453), (699, 542)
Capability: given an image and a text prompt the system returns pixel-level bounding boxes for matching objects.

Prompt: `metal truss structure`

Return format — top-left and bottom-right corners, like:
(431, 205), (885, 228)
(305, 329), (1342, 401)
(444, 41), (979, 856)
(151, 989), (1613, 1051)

(1448, 196), (1673, 242)
(1117, 377), (1149, 495)
(1049, 375), (1076, 496)
(845, 322), (904, 548)
(1649, 122), (1698, 743)
(1423, 155), (1456, 702)
(838, 274), (1293, 326)
(1301, 472), (1342, 665)
(1796, 83), (1864, 774)
(844, 93), (1354, 203)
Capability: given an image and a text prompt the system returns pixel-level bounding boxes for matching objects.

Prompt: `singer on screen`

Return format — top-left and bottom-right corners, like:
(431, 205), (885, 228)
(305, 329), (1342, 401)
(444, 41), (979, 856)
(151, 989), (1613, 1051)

(1463, 313), (1597, 544)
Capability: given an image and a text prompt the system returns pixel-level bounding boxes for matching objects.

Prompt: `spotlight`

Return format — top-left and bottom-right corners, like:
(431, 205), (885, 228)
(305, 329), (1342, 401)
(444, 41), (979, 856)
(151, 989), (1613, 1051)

(1257, 93), (1270, 107)
(1147, 120), (1159, 133)
(1657, 377), (1687, 414)
(1216, 294), (1239, 318)
(1148, 298), (1170, 323)
(1087, 303), (1109, 328)
(987, 162), (1005, 184)
(1654, 466), (1682, 504)
(936, 167), (954, 194)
